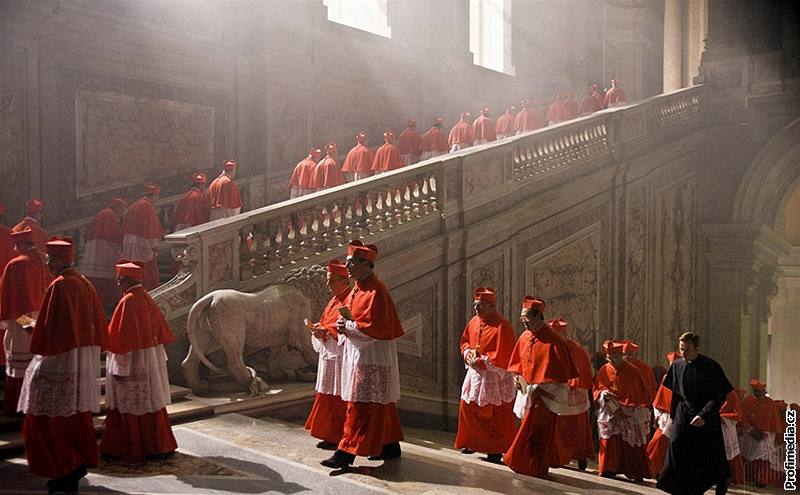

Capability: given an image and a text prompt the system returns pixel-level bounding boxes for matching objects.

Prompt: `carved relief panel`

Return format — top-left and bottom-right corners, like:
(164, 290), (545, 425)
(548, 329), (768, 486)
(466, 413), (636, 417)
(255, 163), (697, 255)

(395, 284), (440, 394)
(0, 48), (28, 221)
(624, 186), (648, 346)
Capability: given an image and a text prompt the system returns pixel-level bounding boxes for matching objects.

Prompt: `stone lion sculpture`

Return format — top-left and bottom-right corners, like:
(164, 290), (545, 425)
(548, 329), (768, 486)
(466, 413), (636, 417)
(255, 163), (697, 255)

(182, 265), (328, 396)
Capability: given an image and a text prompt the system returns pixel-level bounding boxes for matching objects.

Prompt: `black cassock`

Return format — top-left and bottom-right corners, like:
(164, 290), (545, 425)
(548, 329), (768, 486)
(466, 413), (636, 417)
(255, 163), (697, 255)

(656, 354), (734, 494)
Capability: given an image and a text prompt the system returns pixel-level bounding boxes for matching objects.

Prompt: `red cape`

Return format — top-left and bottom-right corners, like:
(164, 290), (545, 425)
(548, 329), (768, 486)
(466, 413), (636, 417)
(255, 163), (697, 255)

(719, 389), (742, 421)
(741, 395), (782, 433)
(12, 217), (48, 253)
(593, 360), (651, 408)
(507, 324), (577, 385)
(420, 127), (449, 153)
(172, 188), (209, 228)
(290, 158), (318, 188)
(342, 144), (375, 173)
(546, 100), (568, 123)
(472, 115), (497, 142)
(206, 173), (243, 209)
(564, 100), (579, 120)
(316, 288), (350, 337)
(579, 94), (603, 114)
(565, 337), (593, 389)
(31, 269), (107, 356)
(106, 285), (174, 354)
(85, 208), (123, 243)
(495, 112), (516, 135)
(314, 157), (345, 189)
(398, 128), (421, 160)
(630, 357), (657, 403)
(344, 273), (404, 340)
(448, 121), (473, 148)
(653, 378), (673, 412)
(514, 108), (542, 133)
(371, 143), (404, 172)
(122, 197), (165, 239)
(0, 248), (50, 320)
(459, 313), (516, 369)
(0, 225), (15, 276)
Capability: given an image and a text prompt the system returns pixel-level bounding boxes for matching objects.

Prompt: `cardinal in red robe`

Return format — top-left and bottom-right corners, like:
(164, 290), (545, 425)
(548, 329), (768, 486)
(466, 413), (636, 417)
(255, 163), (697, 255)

(579, 84), (604, 115)
(472, 107), (497, 145)
(12, 198), (48, 254)
(594, 340), (651, 480)
(173, 173), (209, 231)
(81, 197), (127, 311)
(448, 112), (473, 152)
(314, 143), (346, 190)
(419, 117), (449, 160)
(623, 340), (657, 403)
(121, 183), (165, 291)
(320, 241), (404, 469)
(739, 379), (784, 486)
(206, 160), (243, 220)
(99, 260), (177, 461)
(547, 92), (569, 125)
(514, 98), (543, 134)
(291, 149), (322, 197)
(454, 287), (517, 463)
(342, 133), (374, 182)
(549, 318), (596, 469)
(0, 229), (50, 416)
(398, 119), (422, 166)
(372, 130), (405, 173)
(495, 106), (516, 140)
(305, 260), (350, 448)
(504, 297), (577, 479)
(19, 237), (106, 494)
(604, 79), (628, 108)
(647, 351), (680, 478)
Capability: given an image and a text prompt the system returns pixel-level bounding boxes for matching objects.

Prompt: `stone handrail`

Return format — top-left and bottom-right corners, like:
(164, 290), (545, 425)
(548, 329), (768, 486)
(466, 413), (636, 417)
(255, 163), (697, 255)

(154, 85), (705, 333)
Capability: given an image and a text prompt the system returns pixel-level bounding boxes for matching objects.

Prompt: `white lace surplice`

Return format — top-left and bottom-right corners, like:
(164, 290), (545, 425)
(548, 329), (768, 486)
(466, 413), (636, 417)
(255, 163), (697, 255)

(312, 333), (343, 396)
(105, 344), (171, 416)
(338, 326), (400, 404)
(80, 238), (122, 279)
(653, 407), (674, 439)
(3, 319), (34, 378)
(121, 234), (158, 263)
(512, 381), (570, 418)
(595, 390), (650, 447)
(721, 416), (741, 461)
(19, 345), (101, 416)
(460, 350), (516, 407)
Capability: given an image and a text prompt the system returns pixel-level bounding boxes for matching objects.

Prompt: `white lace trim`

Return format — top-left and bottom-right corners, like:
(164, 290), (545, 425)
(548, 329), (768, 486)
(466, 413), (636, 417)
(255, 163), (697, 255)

(721, 416), (741, 461)
(3, 320), (33, 378)
(460, 356), (516, 407)
(312, 334), (343, 396)
(338, 327), (400, 404)
(596, 391), (650, 446)
(738, 428), (775, 462)
(513, 381), (570, 418)
(654, 407), (674, 438)
(122, 234), (158, 263)
(80, 238), (121, 278)
(105, 345), (171, 415)
(19, 346), (101, 416)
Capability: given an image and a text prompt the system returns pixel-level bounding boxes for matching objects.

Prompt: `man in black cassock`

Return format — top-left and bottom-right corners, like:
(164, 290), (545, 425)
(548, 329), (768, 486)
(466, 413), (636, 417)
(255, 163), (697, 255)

(656, 332), (734, 495)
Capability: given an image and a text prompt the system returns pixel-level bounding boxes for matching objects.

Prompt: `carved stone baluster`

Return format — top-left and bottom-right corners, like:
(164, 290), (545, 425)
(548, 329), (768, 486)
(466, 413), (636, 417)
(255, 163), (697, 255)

(238, 224), (254, 280)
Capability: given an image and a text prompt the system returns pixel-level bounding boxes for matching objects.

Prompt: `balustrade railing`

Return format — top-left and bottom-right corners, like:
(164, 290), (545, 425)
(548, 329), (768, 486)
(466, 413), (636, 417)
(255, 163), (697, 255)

(154, 85), (706, 327)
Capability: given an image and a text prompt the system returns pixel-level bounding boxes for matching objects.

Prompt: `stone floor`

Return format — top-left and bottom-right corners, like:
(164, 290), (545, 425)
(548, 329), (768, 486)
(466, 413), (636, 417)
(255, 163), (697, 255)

(0, 413), (785, 494)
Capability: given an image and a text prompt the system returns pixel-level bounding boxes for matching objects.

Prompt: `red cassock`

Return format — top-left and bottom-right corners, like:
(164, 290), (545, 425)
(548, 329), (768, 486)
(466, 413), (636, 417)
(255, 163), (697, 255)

(504, 324), (577, 479)
(121, 197), (165, 291)
(448, 122), (473, 149)
(740, 394), (783, 486)
(593, 360), (651, 480)
(719, 390), (745, 485)
(471, 115), (497, 143)
(551, 338), (596, 467)
(454, 312), (517, 454)
(629, 357), (657, 404)
(305, 288), (349, 444)
(398, 128), (422, 164)
(12, 218), (48, 254)
(647, 377), (672, 478)
(579, 94), (604, 114)
(546, 100), (568, 124)
(291, 158), (319, 190)
(206, 173), (243, 211)
(564, 99), (579, 120)
(21, 269), (107, 479)
(173, 187), (209, 230)
(342, 144), (375, 175)
(99, 285), (177, 461)
(420, 127), (450, 156)
(604, 87), (627, 107)
(0, 248), (50, 416)
(338, 273), (404, 457)
(371, 143), (404, 172)
(82, 207), (124, 309)
(495, 111), (516, 137)
(314, 157), (346, 190)
(514, 108), (542, 134)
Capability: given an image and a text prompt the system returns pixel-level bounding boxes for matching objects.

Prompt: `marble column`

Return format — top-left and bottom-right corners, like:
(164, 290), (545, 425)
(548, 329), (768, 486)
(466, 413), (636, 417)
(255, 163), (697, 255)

(768, 248), (800, 405)
(663, 0), (683, 92)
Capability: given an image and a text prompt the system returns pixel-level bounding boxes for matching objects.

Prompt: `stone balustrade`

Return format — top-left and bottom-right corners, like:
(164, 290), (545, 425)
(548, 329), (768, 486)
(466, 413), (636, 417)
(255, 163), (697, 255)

(153, 85), (706, 333)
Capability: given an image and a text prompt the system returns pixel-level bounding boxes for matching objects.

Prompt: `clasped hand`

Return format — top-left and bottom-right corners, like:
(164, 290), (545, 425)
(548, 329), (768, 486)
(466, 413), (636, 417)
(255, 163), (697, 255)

(336, 316), (356, 335)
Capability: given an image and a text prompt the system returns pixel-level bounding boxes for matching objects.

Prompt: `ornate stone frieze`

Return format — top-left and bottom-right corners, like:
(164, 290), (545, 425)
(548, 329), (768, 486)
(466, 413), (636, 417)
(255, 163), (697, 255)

(208, 239), (234, 286)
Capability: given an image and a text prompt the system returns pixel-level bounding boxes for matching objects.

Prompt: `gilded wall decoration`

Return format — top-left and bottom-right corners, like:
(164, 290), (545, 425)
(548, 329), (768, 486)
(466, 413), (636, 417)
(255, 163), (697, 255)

(624, 187), (648, 345)
(75, 91), (215, 197)
(208, 240), (234, 286)
(656, 179), (695, 355)
(526, 223), (601, 351)
(0, 48), (27, 222)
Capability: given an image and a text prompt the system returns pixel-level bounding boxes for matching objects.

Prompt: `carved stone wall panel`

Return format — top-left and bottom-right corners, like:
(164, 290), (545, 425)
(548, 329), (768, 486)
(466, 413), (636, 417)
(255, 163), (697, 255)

(655, 178), (696, 357)
(525, 223), (602, 351)
(395, 284), (439, 393)
(464, 156), (505, 198)
(624, 186), (648, 346)
(267, 87), (307, 175)
(208, 240), (234, 286)
(76, 91), (215, 197)
(0, 47), (27, 222)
